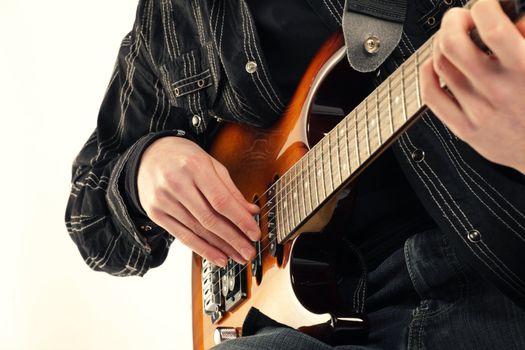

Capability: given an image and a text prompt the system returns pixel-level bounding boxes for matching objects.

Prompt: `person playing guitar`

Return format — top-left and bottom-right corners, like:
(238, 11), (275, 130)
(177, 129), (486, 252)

(66, 0), (525, 348)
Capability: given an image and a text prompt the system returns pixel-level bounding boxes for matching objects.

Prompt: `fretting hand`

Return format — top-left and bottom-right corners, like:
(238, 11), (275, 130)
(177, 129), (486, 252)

(421, 0), (525, 175)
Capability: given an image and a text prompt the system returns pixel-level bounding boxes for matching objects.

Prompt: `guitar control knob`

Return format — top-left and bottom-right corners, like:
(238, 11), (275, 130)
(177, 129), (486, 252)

(213, 327), (239, 345)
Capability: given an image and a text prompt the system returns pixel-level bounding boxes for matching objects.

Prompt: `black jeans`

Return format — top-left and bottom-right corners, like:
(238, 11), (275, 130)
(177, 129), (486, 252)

(212, 228), (525, 349)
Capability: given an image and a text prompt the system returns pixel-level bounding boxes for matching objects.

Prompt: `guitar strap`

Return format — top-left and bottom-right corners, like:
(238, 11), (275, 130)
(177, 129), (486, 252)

(343, 0), (408, 72)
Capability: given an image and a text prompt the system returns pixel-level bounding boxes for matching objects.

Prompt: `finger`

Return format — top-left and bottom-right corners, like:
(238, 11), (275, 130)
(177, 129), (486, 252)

(420, 58), (476, 140)
(174, 184), (256, 261)
(471, 0), (525, 68)
(162, 196), (247, 264)
(432, 36), (481, 115)
(212, 159), (260, 214)
(438, 8), (495, 89)
(156, 212), (228, 267)
(194, 162), (261, 241)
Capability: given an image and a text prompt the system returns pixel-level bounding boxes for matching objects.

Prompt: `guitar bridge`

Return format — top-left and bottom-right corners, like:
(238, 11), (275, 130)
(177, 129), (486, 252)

(201, 259), (247, 323)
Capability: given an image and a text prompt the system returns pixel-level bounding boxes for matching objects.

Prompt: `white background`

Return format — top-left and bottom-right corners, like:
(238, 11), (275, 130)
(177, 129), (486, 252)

(0, 1), (193, 349)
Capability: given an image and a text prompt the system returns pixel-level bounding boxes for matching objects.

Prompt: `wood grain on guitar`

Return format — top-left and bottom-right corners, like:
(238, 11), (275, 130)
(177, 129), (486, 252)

(192, 1), (525, 349)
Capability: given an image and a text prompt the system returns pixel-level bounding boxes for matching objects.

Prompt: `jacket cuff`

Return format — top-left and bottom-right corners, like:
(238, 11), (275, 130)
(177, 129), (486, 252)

(106, 129), (190, 269)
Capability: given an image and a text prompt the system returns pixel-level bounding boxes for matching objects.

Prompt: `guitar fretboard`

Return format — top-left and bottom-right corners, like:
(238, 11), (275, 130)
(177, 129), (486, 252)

(271, 35), (434, 244)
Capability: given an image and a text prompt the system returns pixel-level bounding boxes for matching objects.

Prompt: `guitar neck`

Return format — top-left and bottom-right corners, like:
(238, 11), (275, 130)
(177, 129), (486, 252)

(273, 37), (433, 244)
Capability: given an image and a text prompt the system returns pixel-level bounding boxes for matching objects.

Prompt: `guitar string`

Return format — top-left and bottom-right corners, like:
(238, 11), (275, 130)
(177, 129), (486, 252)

(205, 43), (434, 292)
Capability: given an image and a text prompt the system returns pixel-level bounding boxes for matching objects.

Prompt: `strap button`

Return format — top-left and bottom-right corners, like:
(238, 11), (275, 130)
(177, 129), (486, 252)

(364, 36), (380, 54)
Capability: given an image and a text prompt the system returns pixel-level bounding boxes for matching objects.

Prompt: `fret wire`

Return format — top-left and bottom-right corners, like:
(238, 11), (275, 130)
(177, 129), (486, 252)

(281, 174), (289, 239)
(334, 125), (342, 187)
(324, 137), (333, 194)
(297, 160), (307, 222)
(331, 131), (339, 188)
(283, 172), (292, 236)
(315, 144), (326, 202)
(375, 88), (382, 146)
(302, 157), (312, 217)
(387, 77), (394, 135)
(291, 166), (301, 227)
(276, 181), (284, 242)
(346, 116), (358, 173)
(401, 63), (407, 122)
(303, 155), (311, 215)
(342, 120), (351, 178)
(310, 149), (320, 209)
(415, 50), (422, 108)
(354, 110), (361, 166)
(364, 98), (371, 157)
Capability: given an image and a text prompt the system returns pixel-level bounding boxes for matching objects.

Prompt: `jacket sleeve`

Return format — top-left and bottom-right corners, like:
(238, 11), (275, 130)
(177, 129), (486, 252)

(65, 3), (188, 277)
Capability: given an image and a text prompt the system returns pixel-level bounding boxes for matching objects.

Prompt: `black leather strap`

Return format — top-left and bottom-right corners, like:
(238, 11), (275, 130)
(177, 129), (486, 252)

(347, 0), (407, 22)
(343, 0), (407, 72)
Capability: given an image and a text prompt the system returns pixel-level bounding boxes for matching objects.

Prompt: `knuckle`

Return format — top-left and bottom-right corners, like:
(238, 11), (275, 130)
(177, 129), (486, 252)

(152, 187), (169, 205)
(180, 154), (207, 172)
(441, 8), (462, 26)
(484, 25), (505, 45)
(148, 207), (164, 222)
(209, 193), (230, 211)
(489, 89), (506, 107)
(200, 210), (218, 229)
(439, 33), (457, 58)
(175, 231), (191, 246)
(229, 236), (247, 250)
(433, 52), (448, 75)
(162, 171), (182, 191)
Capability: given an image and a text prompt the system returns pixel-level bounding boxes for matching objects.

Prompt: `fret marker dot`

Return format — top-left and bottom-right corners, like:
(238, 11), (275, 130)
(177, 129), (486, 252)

(283, 202), (287, 208)
(293, 192), (297, 199)
(395, 96), (400, 105)
(318, 170), (322, 176)
(305, 181), (309, 188)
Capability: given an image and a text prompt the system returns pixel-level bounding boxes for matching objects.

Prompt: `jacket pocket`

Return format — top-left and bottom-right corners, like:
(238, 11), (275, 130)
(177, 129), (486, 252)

(158, 42), (220, 113)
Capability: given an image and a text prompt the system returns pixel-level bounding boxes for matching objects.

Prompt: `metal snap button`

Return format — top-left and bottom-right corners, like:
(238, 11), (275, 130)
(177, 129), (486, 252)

(192, 115), (202, 127)
(467, 230), (481, 243)
(197, 79), (205, 88)
(245, 61), (258, 74)
(174, 87), (181, 97)
(427, 16), (436, 26)
(140, 225), (152, 232)
(444, 0), (453, 5)
(411, 149), (425, 163)
(364, 36), (381, 54)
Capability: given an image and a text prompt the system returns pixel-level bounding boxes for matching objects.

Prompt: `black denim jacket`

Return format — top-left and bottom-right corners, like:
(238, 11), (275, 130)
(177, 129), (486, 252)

(66, 0), (525, 307)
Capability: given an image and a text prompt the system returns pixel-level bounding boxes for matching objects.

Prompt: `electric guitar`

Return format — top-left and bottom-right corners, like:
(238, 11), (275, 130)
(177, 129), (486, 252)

(191, 1), (525, 348)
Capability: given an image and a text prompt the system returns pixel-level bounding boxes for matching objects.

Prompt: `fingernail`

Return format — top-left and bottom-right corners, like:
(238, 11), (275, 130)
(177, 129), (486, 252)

(248, 230), (261, 241)
(217, 258), (227, 267)
(241, 247), (254, 261)
(233, 257), (247, 265)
